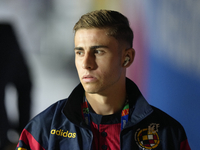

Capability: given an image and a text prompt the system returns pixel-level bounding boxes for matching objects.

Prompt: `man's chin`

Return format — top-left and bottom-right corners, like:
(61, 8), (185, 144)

(81, 82), (102, 94)
(84, 87), (97, 94)
(84, 87), (98, 94)
(85, 91), (97, 94)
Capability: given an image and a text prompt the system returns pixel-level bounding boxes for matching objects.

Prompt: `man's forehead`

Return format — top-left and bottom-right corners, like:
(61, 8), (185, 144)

(75, 28), (117, 45)
(74, 28), (108, 38)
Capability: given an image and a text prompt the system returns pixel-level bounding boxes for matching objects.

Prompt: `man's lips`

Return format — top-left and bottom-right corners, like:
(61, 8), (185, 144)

(82, 75), (97, 82)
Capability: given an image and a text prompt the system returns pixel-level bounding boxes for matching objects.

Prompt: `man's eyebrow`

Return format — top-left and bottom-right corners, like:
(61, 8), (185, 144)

(74, 47), (83, 51)
(74, 45), (108, 51)
(90, 45), (108, 49)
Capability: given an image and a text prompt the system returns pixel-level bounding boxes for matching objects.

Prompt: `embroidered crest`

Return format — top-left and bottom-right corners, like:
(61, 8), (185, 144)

(135, 123), (160, 149)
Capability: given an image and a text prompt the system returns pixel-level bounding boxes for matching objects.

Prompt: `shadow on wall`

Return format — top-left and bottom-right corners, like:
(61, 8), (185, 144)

(0, 23), (32, 150)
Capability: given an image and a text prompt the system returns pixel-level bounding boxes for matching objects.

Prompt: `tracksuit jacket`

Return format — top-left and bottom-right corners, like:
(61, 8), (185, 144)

(16, 78), (191, 150)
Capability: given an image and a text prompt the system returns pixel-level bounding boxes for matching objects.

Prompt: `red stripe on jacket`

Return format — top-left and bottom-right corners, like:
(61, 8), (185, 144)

(17, 129), (45, 150)
(180, 139), (191, 150)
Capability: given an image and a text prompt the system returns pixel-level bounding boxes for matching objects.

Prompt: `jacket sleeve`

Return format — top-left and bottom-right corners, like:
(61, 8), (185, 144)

(15, 108), (51, 150)
(179, 124), (191, 150)
(16, 128), (45, 150)
(180, 139), (191, 150)
(15, 100), (65, 150)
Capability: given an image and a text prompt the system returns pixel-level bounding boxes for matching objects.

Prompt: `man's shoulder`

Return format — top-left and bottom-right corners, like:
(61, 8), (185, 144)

(37, 99), (67, 117)
(18, 99), (70, 149)
(25, 99), (68, 129)
(150, 106), (185, 131)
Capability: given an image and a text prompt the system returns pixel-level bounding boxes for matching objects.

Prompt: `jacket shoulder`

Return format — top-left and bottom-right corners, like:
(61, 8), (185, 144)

(151, 106), (187, 140)
(26, 99), (67, 129)
(17, 99), (68, 149)
(24, 99), (67, 146)
(151, 106), (182, 126)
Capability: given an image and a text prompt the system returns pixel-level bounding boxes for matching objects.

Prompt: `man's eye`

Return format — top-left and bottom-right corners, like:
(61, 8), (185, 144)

(94, 50), (104, 55)
(76, 51), (84, 56)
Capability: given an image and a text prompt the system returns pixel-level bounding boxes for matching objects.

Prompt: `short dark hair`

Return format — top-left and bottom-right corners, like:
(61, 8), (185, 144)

(73, 10), (134, 48)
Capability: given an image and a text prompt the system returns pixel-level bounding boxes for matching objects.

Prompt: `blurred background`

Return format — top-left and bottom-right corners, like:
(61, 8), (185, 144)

(0, 0), (199, 149)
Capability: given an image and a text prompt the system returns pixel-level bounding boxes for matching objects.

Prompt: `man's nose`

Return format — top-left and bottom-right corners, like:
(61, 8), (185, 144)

(82, 53), (96, 70)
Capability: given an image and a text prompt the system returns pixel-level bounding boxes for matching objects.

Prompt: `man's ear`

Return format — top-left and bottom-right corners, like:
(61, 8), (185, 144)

(123, 48), (135, 67)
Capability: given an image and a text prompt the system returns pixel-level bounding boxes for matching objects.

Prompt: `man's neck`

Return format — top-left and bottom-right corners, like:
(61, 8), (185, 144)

(85, 87), (126, 115)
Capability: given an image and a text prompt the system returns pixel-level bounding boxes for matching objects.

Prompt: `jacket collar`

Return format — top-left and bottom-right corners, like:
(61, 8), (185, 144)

(63, 78), (153, 127)
(62, 83), (85, 126)
(125, 78), (153, 127)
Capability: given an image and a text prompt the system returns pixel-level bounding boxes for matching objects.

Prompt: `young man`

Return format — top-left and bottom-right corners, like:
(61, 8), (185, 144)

(16, 10), (191, 150)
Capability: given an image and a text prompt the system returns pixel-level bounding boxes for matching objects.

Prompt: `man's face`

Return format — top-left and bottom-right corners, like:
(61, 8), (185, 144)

(74, 28), (126, 95)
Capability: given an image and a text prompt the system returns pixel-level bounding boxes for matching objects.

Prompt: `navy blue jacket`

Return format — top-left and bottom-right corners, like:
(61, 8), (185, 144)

(16, 78), (191, 150)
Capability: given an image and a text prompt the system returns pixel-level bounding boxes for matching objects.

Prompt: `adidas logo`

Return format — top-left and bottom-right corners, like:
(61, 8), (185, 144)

(51, 129), (76, 138)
